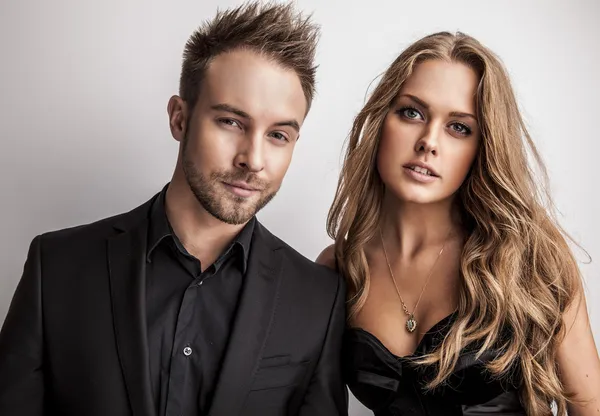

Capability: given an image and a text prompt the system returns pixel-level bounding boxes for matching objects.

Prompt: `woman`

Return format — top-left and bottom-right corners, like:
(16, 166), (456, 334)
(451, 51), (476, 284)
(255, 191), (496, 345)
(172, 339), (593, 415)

(318, 32), (600, 415)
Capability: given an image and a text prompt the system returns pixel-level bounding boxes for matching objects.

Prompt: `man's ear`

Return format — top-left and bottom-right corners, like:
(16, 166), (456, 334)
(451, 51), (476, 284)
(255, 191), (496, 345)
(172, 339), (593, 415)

(167, 95), (188, 143)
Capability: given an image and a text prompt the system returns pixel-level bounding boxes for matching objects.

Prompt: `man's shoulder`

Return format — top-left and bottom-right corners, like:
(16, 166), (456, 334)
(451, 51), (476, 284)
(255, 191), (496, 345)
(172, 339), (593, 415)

(39, 212), (121, 242)
(38, 196), (155, 247)
(258, 223), (343, 288)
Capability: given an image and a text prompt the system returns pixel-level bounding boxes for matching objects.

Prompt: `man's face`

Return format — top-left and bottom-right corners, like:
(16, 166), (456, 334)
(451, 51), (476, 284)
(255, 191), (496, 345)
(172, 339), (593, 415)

(174, 49), (307, 225)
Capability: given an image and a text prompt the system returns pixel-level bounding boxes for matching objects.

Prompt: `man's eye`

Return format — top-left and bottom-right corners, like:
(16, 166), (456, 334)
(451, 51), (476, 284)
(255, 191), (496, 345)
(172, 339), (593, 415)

(270, 132), (288, 142)
(218, 118), (241, 128)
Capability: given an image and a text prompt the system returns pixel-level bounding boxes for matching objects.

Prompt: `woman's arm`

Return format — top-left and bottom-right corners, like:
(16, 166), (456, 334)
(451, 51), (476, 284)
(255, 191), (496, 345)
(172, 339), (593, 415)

(557, 288), (600, 415)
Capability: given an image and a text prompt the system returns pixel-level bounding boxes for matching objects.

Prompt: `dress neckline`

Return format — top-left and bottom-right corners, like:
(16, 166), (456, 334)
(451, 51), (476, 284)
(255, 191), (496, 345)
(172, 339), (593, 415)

(347, 311), (457, 360)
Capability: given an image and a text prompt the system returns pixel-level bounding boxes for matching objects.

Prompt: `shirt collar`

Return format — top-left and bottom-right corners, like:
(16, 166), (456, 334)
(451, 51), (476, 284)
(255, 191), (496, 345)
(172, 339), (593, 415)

(147, 183), (255, 273)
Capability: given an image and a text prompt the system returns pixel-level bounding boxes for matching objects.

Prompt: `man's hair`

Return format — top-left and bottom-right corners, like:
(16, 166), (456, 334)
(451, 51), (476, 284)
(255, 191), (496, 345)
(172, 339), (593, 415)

(179, 1), (319, 112)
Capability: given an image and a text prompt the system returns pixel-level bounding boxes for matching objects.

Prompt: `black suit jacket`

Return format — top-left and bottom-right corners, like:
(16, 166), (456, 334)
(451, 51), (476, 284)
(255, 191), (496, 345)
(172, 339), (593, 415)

(0, 194), (348, 416)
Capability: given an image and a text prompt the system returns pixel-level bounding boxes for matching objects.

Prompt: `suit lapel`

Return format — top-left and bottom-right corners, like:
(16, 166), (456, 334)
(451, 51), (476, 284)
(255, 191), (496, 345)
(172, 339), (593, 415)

(108, 201), (156, 416)
(208, 222), (284, 416)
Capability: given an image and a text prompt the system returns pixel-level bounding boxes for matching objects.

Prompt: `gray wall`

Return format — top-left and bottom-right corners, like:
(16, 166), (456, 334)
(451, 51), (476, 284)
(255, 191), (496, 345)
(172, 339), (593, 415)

(1, 0), (598, 414)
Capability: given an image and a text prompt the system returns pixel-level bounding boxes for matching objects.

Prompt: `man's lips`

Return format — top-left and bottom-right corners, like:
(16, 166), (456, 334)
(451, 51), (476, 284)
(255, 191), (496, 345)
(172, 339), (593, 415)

(222, 181), (263, 197)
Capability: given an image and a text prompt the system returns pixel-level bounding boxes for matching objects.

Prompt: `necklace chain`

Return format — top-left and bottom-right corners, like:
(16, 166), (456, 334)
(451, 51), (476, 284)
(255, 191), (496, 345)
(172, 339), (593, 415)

(378, 226), (451, 333)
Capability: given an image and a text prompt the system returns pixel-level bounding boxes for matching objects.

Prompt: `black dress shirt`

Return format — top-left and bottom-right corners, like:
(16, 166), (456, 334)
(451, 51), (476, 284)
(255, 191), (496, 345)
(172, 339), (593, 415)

(145, 186), (255, 416)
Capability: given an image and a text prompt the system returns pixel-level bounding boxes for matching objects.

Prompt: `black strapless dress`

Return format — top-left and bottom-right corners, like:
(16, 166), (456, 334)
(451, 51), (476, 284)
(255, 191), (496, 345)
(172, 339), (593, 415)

(344, 313), (526, 415)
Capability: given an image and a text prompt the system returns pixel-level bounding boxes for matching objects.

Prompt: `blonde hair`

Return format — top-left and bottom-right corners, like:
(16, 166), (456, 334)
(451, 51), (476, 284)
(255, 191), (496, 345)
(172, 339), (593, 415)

(327, 32), (582, 415)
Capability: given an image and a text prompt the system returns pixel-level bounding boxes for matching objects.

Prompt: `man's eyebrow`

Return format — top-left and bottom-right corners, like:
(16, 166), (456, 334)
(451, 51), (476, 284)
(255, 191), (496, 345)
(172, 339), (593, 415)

(211, 103), (251, 119)
(274, 120), (300, 132)
(212, 103), (300, 132)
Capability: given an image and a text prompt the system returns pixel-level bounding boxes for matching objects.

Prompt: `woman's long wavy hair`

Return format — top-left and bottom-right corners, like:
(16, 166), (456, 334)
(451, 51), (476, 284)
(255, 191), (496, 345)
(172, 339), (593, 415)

(327, 32), (582, 415)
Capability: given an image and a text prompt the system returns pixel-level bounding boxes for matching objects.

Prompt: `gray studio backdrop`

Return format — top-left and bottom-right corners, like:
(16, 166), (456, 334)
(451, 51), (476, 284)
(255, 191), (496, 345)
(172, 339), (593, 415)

(1, 0), (598, 414)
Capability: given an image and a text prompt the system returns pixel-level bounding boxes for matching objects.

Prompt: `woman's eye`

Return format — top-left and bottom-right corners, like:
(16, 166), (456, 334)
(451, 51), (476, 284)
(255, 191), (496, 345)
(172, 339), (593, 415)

(450, 122), (472, 136)
(398, 107), (423, 120)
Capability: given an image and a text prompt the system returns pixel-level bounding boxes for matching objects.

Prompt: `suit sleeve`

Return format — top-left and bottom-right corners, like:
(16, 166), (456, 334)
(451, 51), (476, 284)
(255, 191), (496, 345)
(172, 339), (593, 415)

(297, 274), (349, 416)
(0, 235), (45, 415)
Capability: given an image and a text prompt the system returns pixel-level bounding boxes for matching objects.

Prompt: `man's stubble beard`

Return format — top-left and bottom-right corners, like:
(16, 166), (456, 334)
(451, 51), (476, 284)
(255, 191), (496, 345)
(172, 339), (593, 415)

(181, 133), (278, 225)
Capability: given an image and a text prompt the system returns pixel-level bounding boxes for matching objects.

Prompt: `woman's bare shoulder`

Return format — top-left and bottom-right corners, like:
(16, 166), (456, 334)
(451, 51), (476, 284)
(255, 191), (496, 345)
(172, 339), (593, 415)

(316, 244), (336, 270)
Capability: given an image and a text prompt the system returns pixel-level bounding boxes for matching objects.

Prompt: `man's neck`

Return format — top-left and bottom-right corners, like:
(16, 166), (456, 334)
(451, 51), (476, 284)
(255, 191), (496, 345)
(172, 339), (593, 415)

(165, 178), (247, 268)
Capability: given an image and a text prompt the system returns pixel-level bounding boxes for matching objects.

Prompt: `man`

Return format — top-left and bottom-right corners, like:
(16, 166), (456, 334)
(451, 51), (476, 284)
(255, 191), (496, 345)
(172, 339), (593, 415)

(0, 2), (347, 415)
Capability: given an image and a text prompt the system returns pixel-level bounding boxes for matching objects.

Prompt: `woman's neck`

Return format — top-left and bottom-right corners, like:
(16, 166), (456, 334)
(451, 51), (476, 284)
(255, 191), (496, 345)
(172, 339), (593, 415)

(379, 194), (463, 260)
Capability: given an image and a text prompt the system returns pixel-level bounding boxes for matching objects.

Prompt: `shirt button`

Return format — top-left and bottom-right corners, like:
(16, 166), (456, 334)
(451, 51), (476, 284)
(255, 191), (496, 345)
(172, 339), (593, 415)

(183, 346), (192, 356)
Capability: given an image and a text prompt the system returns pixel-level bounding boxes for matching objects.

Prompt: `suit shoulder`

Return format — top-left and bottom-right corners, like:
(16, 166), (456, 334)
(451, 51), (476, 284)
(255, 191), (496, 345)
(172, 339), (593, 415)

(38, 192), (156, 244)
(269, 234), (343, 289)
(39, 211), (128, 244)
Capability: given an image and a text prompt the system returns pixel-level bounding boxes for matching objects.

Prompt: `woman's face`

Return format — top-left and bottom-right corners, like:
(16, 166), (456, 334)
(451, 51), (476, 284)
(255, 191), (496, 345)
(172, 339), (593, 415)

(377, 59), (481, 206)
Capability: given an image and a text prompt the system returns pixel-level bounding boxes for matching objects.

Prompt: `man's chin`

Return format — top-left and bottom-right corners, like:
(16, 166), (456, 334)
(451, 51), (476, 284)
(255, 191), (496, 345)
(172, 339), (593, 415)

(209, 201), (259, 225)
(211, 211), (255, 226)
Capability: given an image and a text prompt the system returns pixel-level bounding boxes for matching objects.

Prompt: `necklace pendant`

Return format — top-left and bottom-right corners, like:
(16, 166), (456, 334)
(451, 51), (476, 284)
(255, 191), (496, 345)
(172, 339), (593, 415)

(406, 315), (417, 333)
